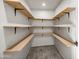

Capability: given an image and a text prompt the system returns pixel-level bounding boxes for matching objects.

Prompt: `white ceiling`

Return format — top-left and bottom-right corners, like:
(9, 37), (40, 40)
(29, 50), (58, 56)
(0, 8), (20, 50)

(25, 0), (62, 10)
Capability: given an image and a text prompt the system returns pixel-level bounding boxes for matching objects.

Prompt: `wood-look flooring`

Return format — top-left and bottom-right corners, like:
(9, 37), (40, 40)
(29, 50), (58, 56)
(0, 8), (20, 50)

(26, 45), (63, 59)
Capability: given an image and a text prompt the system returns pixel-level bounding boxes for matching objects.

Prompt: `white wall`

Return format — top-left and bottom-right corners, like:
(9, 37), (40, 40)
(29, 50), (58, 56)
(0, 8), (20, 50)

(31, 19), (54, 47)
(53, 0), (78, 59)
(32, 35), (54, 47)
(2, 1), (33, 59)
(32, 10), (54, 19)
(4, 42), (32, 59)
(4, 2), (31, 49)
(0, 0), (7, 24)
(0, 0), (8, 59)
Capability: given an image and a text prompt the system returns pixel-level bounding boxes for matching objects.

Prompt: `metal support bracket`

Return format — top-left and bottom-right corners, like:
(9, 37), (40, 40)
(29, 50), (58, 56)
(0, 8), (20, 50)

(68, 27), (70, 32)
(56, 17), (60, 21)
(58, 27), (60, 30)
(28, 27), (29, 30)
(64, 12), (71, 33)
(64, 12), (70, 18)
(42, 27), (44, 30)
(42, 27), (44, 37)
(42, 19), (43, 22)
(42, 34), (43, 37)
(74, 41), (78, 46)
(14, 27), (16, 34)
(14, 8), (24, 16)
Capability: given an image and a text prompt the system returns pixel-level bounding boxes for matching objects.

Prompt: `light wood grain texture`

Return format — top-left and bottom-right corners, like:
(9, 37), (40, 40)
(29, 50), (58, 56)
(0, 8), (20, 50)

(5, 34), (34, 53)
(52, 24), (71, 27)
(32, 25), (54, 27)
(3, 24), (31, 27)
(52, 33), (75, 47)
(32, 24), (71, 27)
(53, 7), (75, 20)
(26, 46), (63, 59)
(32, 18), (53, 20)
(5, 0), (34, 18)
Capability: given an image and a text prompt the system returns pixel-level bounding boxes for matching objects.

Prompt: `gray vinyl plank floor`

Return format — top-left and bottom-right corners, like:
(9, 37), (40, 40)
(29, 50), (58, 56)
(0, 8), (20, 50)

(26, 45), (63, 59)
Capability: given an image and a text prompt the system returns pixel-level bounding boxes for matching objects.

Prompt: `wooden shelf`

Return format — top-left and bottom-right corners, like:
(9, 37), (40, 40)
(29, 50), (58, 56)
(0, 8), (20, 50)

(53, 24), (71, 27)
(5, 0), (34, 18)
(52, 33), (75, 47)
(2, 24), (71, 28)
(32, 25), (54, 27)
(4, 34), (34, 53)
(53, 7), (75, 20)
(32, 18), (52, 20)
(3, 24), (31, 27)
(32, 24), (71, 27)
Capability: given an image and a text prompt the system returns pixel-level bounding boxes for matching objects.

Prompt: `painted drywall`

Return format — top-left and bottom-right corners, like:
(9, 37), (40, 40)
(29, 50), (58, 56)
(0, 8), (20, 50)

(32, 10), (54, 19)
(4, 3), (31, 49)
(53, 0), (78, 59)
(32, 35), (54, 47)
(19, 0), (33, 16)
(2, 1), (32, 59)
(0, 0), (7, 24)
(0, 27), (6, 59)
(0, 0), (8, 59)
(32, 19), (53, 26)
(31, 19), (54, 47)
(4, 42), (32, 59)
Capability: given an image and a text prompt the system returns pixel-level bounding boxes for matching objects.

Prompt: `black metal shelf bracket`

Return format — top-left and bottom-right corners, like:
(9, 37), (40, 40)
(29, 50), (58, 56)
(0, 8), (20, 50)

(42, 27), (43, 30)
(56, 17), (60, 21)
(58, 17), (60, 21)
(14, 8), (24, 16)
(58, 27), (60, 30)
(64, 12), (70, 33)
(64, 12), (70, 18)
(42, 19), (43, 22)
(74, 41), (78, 46)
(42, 34), (43, 37)
(28, 27), (29, 30)
(68, 27), (70, 32)
(14, 27), (16, 34)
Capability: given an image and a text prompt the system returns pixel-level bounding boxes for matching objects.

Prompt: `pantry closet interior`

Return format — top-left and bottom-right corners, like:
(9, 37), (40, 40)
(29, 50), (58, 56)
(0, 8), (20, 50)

(0, 0), (78, 59)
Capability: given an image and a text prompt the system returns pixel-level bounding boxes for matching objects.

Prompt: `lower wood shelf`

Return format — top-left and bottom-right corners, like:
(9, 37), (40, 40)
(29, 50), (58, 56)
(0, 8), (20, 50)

(52, 33), (75, 47)
(4, 34), (34, 53)
(3, 24), (31, 27)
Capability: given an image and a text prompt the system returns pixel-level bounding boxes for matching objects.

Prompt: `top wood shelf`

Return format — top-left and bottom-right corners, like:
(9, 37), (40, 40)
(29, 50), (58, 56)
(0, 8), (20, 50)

(32, 24), (71, 27)
(2, 24), (31, 27)
(53, 7), (75, 20)
(4, 34), (34, 53)
(5, 0), (34, 18)
(52, 33), (75, 47)
(53, 24), (71, 27)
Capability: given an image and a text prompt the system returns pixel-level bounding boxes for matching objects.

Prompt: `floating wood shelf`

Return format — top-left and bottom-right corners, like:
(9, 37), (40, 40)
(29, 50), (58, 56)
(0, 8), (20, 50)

(4, 34), (34, 53)
(52, 33), (75, 47)
(2, 24), (71, 28)
(32, 25), (54, 27)
(5, 0), (34, 18)
(32, 24), (71, 27)
(53, 24), (71, 27)
(32, 18), (53, 20)
(53, 7), (75, 20)
(3, 24), (31, 27)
